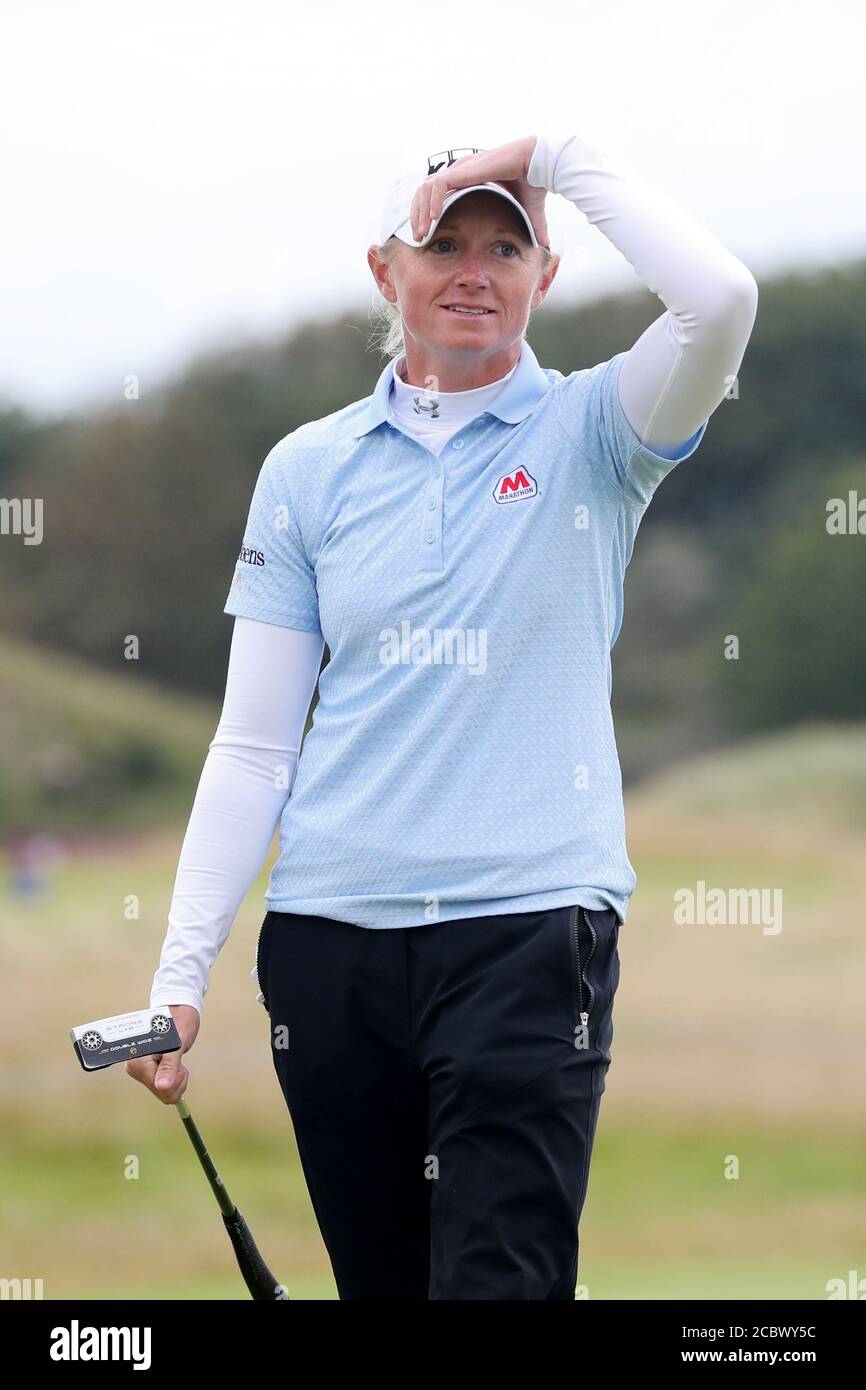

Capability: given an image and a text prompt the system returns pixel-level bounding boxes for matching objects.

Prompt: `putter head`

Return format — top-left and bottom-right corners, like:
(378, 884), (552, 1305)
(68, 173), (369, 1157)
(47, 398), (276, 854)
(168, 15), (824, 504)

(69, 1007), (182, 1071)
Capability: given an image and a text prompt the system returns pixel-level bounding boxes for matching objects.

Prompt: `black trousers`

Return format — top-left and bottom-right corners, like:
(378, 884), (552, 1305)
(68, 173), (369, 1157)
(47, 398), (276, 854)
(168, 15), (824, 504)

(255, 902), (621, 1300)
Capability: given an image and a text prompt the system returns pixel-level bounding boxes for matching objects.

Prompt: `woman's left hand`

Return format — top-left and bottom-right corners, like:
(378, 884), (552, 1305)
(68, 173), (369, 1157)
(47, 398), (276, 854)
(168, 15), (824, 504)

(410, 137), (549, 248)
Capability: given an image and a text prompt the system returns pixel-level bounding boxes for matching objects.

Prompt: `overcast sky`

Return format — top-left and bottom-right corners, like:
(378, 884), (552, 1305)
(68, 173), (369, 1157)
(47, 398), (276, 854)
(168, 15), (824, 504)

(3, 0), (864, 416)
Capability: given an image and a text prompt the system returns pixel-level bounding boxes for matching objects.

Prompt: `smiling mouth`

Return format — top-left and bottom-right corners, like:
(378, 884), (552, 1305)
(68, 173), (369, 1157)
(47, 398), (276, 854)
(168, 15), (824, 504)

(440, 305), (496, 316)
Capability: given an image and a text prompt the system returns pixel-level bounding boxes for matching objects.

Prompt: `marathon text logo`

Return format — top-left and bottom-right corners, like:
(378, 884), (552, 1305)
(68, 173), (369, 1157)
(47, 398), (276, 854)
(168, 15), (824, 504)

(493, 468), (538, 504)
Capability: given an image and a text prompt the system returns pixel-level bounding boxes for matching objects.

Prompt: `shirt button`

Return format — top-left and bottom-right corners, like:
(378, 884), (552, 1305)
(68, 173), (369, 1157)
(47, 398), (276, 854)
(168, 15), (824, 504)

(427, 496), (436, 509)
(451, 438), (464, 449)
(426, 530), (435, 543)
(434, 465), (442, 478)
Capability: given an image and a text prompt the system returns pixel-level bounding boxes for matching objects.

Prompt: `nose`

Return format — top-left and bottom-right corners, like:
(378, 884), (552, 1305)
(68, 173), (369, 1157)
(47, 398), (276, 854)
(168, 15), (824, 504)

(454, 253), (491, 288)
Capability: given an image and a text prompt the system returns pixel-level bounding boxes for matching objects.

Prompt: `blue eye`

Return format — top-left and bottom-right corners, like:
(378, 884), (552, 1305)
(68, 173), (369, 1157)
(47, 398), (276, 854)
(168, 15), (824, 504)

(429, 238), (519, 256)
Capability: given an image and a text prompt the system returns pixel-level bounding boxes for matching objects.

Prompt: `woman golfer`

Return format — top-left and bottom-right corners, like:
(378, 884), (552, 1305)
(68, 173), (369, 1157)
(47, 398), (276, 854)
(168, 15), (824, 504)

(134, 130), (758, 1300)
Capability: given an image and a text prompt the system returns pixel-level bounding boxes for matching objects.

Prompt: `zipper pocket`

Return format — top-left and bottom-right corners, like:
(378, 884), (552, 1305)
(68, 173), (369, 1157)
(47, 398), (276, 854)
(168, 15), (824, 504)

(569, 905), (598, 1038)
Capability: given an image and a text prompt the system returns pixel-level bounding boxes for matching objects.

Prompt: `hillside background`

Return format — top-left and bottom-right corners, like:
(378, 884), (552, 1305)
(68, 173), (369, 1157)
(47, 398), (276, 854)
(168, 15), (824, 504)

(2, 257), (865, 824)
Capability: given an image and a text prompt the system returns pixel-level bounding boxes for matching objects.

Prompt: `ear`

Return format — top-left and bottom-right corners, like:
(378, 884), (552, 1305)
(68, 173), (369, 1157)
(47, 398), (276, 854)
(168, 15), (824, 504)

(531, 250), (561, 310)
(367, 245), (399, 305)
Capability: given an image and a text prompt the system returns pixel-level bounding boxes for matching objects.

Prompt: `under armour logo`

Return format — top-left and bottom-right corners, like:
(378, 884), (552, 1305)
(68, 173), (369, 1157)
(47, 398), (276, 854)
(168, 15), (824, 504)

(426, 146), (482, 176)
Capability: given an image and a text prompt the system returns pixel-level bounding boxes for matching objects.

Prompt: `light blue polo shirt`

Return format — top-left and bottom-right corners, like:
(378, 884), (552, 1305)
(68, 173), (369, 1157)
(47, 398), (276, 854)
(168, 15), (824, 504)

(224, 339), (707, 928)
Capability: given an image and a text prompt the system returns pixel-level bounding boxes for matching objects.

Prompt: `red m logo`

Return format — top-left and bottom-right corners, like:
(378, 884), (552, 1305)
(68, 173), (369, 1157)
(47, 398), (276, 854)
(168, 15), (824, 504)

(493, 468), (538, 504)
(500, 470), (532, 494)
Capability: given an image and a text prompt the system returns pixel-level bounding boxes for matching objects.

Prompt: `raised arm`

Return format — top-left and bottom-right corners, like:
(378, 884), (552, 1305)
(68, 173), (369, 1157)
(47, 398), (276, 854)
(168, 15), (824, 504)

(149, 615), (325, 1018)
(526, 131), (758, 455)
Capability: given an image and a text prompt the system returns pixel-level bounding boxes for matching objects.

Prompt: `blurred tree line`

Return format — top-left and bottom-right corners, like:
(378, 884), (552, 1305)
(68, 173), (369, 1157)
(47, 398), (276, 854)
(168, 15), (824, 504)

(0, 261), (864, 783)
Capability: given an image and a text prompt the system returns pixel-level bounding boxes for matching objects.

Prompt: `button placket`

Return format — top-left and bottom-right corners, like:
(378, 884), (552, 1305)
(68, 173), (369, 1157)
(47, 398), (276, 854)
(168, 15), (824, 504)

(420, 456), (444, 568)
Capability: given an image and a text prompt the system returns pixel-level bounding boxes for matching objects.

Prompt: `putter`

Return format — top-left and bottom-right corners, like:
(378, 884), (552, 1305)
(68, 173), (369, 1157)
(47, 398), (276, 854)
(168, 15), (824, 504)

(70, 1007), (289, 1301)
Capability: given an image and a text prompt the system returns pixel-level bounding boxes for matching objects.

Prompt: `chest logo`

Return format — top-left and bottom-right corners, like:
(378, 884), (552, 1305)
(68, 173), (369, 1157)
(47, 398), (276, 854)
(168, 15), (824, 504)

(492, 468), (538, 504)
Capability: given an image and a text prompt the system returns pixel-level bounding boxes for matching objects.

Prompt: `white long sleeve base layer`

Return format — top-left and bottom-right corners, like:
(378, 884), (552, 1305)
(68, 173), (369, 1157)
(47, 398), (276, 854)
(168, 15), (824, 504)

(527, 131), (758, 451)
(149, 618), (324, 1016)
(149, 131), (758, 1017)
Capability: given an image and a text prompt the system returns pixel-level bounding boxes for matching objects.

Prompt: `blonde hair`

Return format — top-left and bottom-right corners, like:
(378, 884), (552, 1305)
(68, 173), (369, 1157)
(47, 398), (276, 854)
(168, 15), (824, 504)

(368, 235), (555, 360)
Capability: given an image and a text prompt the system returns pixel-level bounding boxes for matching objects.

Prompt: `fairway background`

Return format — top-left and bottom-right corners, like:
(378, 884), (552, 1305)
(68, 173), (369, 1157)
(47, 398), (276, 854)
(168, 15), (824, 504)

(2, 688), (863, 1299)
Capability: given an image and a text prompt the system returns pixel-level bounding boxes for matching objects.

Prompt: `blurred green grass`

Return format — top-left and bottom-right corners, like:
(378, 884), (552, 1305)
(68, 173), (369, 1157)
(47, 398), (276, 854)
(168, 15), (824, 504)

(2, 715), (865, 1299)
(0, 633), (221, 834)
(2, 1118), (862, 1300)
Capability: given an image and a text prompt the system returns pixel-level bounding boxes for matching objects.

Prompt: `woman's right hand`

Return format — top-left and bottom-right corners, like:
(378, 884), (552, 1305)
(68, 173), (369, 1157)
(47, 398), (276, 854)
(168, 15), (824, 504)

(125, 1004), (201, 1104)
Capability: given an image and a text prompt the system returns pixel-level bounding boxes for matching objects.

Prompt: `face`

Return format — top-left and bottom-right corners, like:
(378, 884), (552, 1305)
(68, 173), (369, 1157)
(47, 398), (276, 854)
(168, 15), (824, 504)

(368, 190), (559, 389)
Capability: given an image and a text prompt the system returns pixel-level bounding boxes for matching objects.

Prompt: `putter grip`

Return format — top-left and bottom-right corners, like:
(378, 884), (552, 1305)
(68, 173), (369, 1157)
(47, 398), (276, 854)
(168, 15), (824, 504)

(223, 1206), (289, 1301)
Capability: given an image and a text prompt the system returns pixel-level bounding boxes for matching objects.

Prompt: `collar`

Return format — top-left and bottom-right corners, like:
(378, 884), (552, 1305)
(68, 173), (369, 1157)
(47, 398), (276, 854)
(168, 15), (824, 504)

(350, 337), (553, 439)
